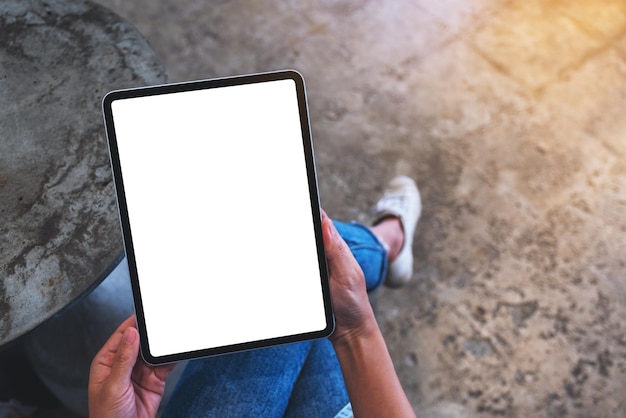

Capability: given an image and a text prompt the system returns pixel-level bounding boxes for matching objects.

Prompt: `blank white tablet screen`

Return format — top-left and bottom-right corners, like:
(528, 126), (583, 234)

(110, 79), (327, 357)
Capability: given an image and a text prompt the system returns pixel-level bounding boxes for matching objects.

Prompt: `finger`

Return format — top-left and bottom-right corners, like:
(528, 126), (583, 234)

(321, 212), (361, 281)
(107, 326), (140, 390)
(90, 315), (139, 384)
(119, 314), (138, 329)
(154, 362), (178, 382)
(95, 315), (138, 358)
(131, 358), (178, 384)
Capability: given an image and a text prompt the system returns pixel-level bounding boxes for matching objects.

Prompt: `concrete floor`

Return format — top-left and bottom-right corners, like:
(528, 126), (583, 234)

(92, 0), (626, 416)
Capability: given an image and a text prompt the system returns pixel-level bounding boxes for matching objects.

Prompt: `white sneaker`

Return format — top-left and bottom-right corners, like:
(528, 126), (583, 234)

(371, 176), (422, 288)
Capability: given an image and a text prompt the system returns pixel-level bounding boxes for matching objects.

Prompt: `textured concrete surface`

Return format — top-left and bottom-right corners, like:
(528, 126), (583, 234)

(14, 0), (626, 416)
(0, 0), (165, 345)
(94, 0), (626, 416)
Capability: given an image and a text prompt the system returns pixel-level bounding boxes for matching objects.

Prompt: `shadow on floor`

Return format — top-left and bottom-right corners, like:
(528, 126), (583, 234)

(0, 343), (81, 418)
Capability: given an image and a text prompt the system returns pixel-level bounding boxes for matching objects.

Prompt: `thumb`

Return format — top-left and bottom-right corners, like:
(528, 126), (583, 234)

(107, 327), (140, 390)
(321, 211), (358, 279)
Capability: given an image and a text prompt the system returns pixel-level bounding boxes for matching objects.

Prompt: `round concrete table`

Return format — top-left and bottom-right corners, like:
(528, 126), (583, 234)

(0, 0), (167, 346)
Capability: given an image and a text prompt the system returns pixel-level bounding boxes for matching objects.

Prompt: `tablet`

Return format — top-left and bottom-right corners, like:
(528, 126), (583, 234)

(102, 70), (334, 364)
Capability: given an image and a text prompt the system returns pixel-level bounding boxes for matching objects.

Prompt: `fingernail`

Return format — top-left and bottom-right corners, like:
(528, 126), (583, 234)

(123, 328), (136, 345)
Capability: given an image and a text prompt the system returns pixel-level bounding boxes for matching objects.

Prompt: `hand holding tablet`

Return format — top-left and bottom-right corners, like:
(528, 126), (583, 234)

(103, 70), (333, 364)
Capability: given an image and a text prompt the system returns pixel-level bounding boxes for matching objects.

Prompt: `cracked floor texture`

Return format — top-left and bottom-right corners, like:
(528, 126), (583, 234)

(94, 0), (626, 416)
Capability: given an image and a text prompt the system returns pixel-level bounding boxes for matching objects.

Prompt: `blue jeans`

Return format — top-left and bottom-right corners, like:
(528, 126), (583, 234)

(162, 221), (387, 418)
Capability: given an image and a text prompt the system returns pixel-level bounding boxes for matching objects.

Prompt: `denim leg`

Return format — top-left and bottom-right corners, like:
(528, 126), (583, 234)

(163, 220), (387, 416)
(162, 342), (313, 418)
(283, 339), (349, 418)
(333, 220), (388, 292)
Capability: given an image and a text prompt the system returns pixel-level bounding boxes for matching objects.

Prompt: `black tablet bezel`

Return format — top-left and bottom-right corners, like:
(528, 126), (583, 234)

(102, 70), (334, 364)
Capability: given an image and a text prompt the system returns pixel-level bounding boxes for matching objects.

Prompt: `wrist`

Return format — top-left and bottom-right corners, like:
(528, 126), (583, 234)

(331, 312), (417, 418)
(331, 310), (380, 349)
